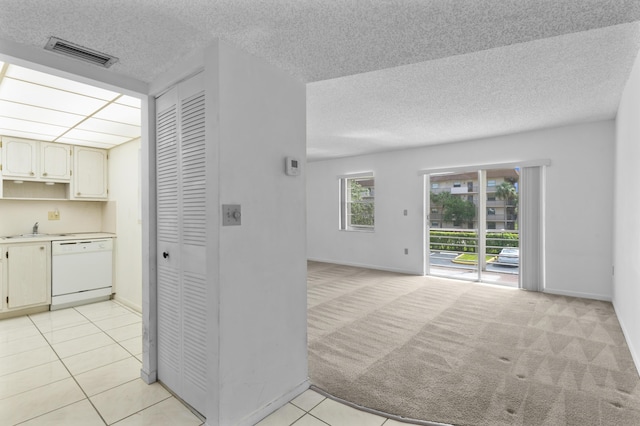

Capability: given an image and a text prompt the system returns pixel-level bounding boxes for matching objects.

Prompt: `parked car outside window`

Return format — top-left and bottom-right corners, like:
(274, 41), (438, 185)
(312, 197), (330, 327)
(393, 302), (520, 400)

(497, 248), (519, 266)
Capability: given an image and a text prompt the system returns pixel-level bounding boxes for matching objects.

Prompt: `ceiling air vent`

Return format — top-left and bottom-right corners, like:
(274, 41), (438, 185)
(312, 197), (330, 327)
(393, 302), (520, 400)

(45, 37), (118, 68)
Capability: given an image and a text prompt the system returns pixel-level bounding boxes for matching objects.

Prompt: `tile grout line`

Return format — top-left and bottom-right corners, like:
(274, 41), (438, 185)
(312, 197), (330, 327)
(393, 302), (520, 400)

(70, 304), (163, 425)
(5, 301), (182, 425)
(73, 305), (142, 358)
(15, 304), (144, 425)
(22, 312), (109, 426)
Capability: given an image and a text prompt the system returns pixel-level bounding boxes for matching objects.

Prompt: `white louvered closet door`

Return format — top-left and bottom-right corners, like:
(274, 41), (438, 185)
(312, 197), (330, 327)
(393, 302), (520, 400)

(155, 72), (207, 415)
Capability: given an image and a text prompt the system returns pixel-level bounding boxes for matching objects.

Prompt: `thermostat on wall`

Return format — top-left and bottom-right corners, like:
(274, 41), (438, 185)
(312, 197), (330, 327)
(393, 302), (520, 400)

(285, 157), (300, 176)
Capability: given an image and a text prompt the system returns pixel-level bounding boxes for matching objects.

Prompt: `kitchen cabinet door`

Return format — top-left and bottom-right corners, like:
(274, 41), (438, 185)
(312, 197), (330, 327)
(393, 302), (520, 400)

(40, 142), (71, 182)
(1, 137), (38, 179)
(71, 146), (108, 199)
(6, 243), (50, 309)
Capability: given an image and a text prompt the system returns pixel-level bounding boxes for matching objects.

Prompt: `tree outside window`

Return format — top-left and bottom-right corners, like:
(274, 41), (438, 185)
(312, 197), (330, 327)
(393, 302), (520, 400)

(340, 175), (374, 230)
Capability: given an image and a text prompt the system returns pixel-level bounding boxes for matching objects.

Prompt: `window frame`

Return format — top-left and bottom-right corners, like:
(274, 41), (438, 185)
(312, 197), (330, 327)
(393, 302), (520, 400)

(339, 173), (375, 232)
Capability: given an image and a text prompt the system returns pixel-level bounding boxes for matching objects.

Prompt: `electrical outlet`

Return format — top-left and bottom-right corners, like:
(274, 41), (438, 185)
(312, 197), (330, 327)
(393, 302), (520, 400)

(48, 210), (60, 220)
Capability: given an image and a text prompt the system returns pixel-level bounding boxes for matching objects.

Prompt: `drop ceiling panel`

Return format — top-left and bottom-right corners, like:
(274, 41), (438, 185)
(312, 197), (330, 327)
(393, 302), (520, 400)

(0, 78), (109, 115)
(115, 95), (142, 108)
(0, 129), (56, 141)
(0, 100), (83, 127)
(59, 128), (131, 145)
(0, 116), (66, 136)
(93, 103), (141, 126)
(5, 65), (120, 100)
(0, 62), (142, 149)
(53, 137), (114, 149)
(76, 117), (140, 138)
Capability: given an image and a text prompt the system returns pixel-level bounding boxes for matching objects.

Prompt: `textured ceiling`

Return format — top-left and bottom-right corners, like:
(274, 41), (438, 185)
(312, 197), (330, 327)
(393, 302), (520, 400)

(308, 22), (640, 160)
(0, 1), (639, 159)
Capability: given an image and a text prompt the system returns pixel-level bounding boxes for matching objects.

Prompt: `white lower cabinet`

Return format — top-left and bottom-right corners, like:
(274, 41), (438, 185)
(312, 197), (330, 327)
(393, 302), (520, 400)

(0, 242), (51, 311)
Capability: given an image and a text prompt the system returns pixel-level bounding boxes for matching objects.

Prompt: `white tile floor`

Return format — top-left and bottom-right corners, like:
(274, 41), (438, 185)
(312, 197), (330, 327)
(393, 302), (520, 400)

(0, 300), (411, 426)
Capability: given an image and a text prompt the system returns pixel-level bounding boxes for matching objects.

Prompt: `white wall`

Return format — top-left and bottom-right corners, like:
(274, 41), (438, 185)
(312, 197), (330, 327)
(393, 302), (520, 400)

(614, 49), (640, 372)
(308, 120), (615, 300)
(152, 40), (308, 425)
(106, 139), (142, 312)
(0, 199), (103, 236)
(214, 39), (308, 426)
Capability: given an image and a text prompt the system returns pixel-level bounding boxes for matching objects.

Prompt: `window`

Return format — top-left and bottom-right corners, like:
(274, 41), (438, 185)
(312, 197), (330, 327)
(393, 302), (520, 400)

(340, 174), (375, 231)
(487, 180), (496, 187)
(431, 182), (439, 189)
(431, 221), (439, 228)
(487, 208), (496, 215)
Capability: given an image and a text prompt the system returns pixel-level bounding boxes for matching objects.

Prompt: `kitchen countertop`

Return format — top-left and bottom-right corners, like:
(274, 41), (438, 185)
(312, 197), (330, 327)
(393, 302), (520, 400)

(0, 232), (116, 244)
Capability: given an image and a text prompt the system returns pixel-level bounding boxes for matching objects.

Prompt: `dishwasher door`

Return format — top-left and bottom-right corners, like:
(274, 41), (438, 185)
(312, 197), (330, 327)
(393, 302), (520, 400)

(52, 239), (113, 296)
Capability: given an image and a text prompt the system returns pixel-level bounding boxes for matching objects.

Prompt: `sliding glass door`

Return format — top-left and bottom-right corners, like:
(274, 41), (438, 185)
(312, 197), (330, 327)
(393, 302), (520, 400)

(426, 168), (520, 287)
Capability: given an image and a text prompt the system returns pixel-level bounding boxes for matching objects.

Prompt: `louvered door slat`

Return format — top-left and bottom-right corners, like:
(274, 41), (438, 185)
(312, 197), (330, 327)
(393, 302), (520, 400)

(156, 74), (207, 416)
(180, 92), (206, 247)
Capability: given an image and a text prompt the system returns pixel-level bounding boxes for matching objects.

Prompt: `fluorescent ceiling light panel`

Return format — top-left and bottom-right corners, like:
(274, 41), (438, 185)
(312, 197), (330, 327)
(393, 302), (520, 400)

(0, 116), (67, 136)
(76, 117), (140, 138)
(60, 128), (131, 144)
(93, 103), (141, 126)
(0, 129), (56, 141)
(54, 137), (117, 149)
(0, 79), (108, 115)
(115, 95), (142, 108)
(0, 100), (84, 127)
(6, 65), (119, 100)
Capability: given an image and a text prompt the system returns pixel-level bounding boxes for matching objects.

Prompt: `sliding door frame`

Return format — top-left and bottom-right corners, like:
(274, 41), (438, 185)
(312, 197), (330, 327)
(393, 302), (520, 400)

(420, 159), (550, 289)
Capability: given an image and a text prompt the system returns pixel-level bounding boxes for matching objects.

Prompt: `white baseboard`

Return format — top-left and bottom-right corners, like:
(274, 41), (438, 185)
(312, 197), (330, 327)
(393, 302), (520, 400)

(210, 379), (309, 426)
(542, 287), (611, 302)
(612, 301), (640, 379)
(113, 295), (142, 313)
(307, 257), (422, 276)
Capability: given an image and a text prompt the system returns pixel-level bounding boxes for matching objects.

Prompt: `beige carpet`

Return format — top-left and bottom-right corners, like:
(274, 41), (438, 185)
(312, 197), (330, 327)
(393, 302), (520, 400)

(307, 261), (640, 425)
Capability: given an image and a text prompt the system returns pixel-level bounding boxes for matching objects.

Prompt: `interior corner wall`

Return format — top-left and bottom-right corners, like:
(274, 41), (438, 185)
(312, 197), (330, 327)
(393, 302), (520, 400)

(307, 120), (615, 300)
(107, 138), (143, 312)
(614, 49), (640, 374)
(214, 40), (308, 425)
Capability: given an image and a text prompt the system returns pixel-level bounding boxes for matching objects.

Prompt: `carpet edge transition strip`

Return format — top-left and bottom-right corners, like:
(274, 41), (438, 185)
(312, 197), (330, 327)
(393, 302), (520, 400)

(309, 385), (453, 426)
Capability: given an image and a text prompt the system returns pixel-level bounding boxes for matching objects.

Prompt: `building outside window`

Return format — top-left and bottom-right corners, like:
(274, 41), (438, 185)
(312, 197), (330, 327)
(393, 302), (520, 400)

(339, 174), (375, 231)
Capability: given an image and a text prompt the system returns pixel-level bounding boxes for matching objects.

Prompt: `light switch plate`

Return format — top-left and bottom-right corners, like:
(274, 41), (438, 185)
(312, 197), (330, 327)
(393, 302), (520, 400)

(48, 210), (60, 220)
(222, 204), (241, 226)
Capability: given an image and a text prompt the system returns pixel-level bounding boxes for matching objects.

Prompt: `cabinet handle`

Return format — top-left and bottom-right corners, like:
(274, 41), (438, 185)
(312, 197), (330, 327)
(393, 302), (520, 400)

(42, 172), (48, 176)
(40, 246), (45, 250)
(77, 192), (81, 196)
(162, 251), (169, 259)
(30, 171), (34, 176)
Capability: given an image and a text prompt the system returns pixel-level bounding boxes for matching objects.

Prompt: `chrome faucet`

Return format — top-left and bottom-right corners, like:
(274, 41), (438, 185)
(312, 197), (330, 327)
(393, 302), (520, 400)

(32, 222), (39, 234)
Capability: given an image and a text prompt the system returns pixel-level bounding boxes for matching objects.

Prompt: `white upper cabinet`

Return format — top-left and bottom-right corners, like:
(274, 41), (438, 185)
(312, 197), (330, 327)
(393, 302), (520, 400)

(71, 146), (108, 200)
(1, 137), (38, 179)
(40, 142), (71, 181)
(1, 137), (71, 182)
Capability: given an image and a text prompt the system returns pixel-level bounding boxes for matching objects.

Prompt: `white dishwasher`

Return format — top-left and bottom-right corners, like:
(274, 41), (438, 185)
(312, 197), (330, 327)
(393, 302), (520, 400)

(51, 238), (113, 310)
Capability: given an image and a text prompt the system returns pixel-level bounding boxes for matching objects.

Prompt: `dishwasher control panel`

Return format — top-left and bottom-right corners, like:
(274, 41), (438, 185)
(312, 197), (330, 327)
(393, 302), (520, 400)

(52, 238), (113, 255)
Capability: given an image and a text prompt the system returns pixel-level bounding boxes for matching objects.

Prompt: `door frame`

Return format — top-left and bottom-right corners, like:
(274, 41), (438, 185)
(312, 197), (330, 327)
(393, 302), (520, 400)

(420, 160), (550, 288)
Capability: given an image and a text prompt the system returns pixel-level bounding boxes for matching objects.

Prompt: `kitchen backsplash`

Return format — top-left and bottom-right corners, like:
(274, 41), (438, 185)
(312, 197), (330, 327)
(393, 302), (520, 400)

(0, 199), (108, 237)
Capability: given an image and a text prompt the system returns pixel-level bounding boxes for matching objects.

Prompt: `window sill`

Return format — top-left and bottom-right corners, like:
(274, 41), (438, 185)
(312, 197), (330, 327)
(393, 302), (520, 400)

(340, 227), (375, 233)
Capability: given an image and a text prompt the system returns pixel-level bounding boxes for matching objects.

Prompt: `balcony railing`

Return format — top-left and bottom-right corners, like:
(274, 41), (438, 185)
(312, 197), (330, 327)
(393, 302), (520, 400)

(429, 228), (519, 255)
